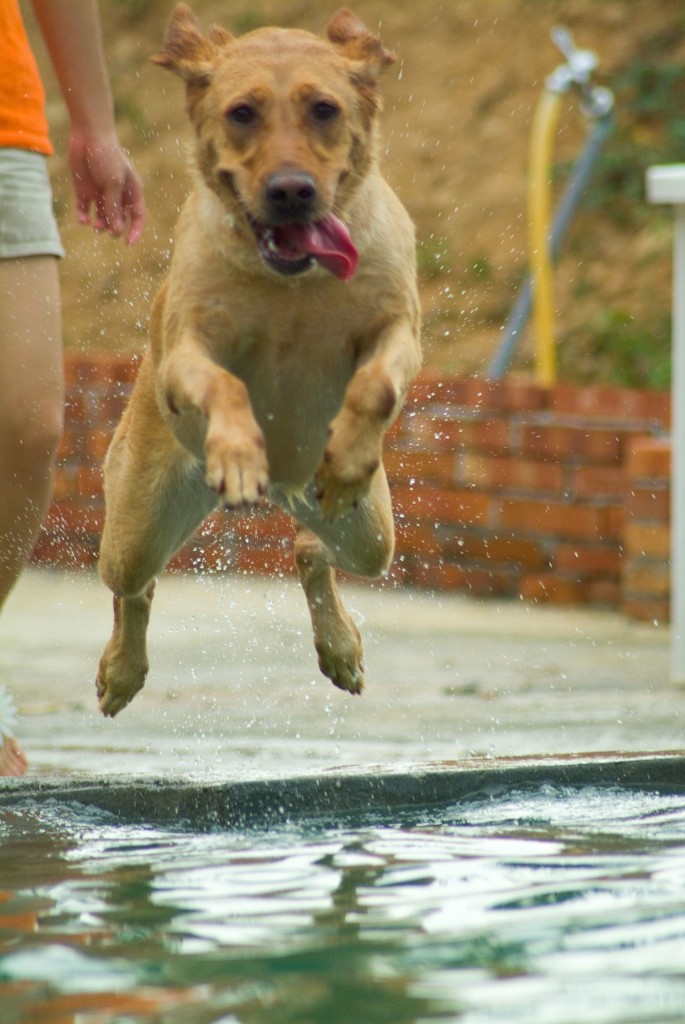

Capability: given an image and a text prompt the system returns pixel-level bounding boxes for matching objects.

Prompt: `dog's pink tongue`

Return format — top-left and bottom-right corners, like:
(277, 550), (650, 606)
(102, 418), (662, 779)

(290, 215), (359, 281)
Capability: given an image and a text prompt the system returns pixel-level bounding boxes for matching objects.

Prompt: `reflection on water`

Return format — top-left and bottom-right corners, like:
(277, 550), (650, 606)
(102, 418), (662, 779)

(2, 787), (685, 1023)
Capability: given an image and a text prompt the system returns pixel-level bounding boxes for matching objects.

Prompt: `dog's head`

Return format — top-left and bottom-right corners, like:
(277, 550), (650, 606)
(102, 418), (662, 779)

(153, 4), (395, 281)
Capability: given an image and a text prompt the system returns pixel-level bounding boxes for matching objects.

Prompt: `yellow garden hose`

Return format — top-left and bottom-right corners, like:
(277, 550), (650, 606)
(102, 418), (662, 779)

(528, 87), (563, 387)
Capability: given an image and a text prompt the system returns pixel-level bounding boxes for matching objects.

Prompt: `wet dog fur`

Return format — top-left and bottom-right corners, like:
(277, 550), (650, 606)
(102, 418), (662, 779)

(96, 4), (421, 716)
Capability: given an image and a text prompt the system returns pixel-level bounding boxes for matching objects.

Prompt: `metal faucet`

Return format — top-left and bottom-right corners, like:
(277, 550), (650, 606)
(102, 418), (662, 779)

(547, 26), (614, 118)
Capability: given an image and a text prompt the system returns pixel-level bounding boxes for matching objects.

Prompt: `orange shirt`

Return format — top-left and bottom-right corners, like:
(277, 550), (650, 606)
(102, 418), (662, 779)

(0, 0), (52, 154)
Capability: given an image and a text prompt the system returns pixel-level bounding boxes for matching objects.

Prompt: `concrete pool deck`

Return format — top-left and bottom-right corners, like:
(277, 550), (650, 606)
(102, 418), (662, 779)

(0, 566), (681, 790)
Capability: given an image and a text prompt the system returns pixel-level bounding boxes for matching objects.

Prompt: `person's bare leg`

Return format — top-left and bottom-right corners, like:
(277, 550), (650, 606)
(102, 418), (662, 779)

(0, 256), (63, 775)
(0, 734), (27, 777)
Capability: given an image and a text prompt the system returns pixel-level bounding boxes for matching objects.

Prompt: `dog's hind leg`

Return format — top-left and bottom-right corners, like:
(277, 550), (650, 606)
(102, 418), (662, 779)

(294, 526), (365, 694)
(97, 448), (216, 717)
(96, 360), (218, 717)
(97, 581), (156, 718)
(290, 467), (395, 695)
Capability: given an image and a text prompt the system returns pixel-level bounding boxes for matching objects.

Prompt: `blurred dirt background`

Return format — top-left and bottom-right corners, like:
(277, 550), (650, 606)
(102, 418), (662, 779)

(24, 0), (685, 384)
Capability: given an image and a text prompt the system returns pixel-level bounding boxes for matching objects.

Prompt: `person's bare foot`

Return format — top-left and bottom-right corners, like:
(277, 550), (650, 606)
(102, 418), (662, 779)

(0, 686), (27, 776)
(0, 735), (27, 776)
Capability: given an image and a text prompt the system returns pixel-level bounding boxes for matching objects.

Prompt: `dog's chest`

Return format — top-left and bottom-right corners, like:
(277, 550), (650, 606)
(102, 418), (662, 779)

(228, 309), (358, 483)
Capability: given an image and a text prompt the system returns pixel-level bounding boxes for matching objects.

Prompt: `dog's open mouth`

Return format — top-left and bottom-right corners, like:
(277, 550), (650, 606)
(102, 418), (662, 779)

(251, 214), (359, 281)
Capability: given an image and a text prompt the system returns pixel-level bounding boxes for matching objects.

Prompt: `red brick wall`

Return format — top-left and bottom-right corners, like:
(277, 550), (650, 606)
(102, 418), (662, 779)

(32, 354), (672, 621)
(622, 437), (671, 622)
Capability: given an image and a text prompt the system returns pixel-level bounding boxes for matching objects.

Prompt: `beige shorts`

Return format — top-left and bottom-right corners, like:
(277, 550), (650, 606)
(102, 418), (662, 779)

(0, 147), (64, 259)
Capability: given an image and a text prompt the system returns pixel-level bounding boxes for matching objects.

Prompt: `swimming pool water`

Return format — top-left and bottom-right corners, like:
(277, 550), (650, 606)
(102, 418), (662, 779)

(2, 785), (685, 1023)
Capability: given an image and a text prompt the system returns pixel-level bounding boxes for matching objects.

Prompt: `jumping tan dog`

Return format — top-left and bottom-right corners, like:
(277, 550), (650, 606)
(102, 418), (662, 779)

(96, 4), (421, 717)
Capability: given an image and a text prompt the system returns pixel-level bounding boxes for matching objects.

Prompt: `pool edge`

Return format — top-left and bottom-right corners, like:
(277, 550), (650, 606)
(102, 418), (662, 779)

(1, 752), (684, 828)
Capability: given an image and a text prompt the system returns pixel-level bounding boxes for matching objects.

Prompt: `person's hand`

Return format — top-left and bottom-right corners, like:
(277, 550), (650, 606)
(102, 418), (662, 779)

(67, 131), (145, 245)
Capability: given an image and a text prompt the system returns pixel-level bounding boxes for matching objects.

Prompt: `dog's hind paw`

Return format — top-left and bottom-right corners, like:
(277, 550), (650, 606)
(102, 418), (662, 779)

(315, 621), (365, 696)
(96, 650), (148, 718)
(325, 659), (365, 695)
(319, 652), (365, 695)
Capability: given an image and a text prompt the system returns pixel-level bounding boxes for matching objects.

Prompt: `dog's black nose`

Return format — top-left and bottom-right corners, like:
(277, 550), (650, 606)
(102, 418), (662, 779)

(264, 171), (317, 221)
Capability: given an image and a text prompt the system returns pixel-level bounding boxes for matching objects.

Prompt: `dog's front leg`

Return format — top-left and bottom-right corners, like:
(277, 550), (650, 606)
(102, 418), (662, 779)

(161, 341), (269, 507)
(315, 318), (420, 521)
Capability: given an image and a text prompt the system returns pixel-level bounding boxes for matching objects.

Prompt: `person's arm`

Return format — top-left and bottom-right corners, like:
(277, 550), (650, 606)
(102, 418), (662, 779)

(30, 0), (145, 244)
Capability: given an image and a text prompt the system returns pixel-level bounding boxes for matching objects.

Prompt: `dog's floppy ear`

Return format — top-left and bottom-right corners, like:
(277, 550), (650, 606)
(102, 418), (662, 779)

(152, 3), (234, 86)
(326, 8), (395, 83)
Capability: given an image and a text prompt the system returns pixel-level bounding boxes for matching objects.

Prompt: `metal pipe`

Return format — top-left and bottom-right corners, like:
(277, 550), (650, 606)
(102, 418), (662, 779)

(487, 110), (614, 379)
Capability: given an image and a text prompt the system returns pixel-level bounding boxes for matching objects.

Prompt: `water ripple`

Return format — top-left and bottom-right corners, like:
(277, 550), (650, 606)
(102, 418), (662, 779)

(1, 786), (685, 1022)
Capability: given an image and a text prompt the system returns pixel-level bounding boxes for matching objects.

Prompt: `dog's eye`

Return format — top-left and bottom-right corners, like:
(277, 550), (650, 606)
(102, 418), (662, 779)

(311, 101), (340, 123)
(227, 104), (257, 126)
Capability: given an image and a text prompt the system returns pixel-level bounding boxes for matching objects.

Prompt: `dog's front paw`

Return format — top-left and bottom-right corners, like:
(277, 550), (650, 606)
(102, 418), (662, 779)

(205, 432), (269, 507)
(314, 438), (381, 521)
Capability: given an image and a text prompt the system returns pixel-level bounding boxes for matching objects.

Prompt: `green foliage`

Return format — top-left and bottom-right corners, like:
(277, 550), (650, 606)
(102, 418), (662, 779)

(469, 253), (493, 281)
(416, 234), (452, 281)
(231, 8), (266, 34)
(580, 60), (685, 226)
(114, 95), (150, 137)
(111, 0), (162, 22)
(559, 309), (671, 390)
(551, 50), (683, 390)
